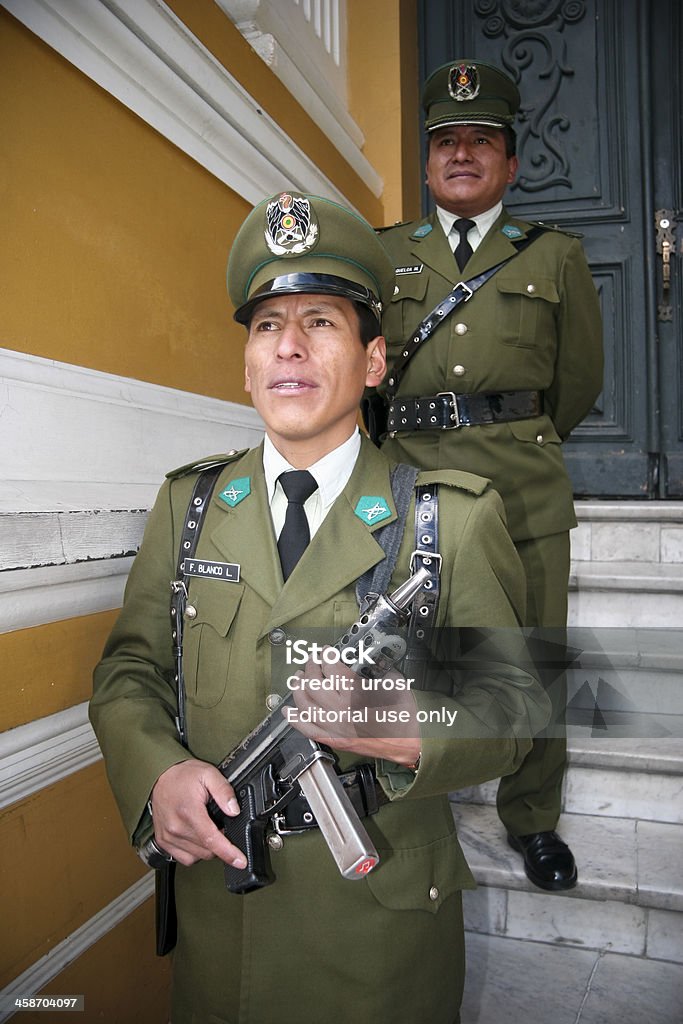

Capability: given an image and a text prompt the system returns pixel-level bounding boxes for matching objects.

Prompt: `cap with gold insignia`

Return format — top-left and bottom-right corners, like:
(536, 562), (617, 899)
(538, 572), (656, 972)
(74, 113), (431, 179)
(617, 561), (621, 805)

(422, 59), (520, 131)
(227, 192), (394, 327)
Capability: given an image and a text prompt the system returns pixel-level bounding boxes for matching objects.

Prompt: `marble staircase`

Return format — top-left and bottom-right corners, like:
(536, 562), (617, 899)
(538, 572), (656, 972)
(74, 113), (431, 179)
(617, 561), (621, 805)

(453, 501), (683, 1024)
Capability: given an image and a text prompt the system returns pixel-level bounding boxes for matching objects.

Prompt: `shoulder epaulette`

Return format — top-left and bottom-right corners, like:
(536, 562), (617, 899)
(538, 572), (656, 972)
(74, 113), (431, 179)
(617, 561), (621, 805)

(166, 449), (248, 480)
(526, 220), (584, 239)
(375, 220), (412, 234)
(416, 468), (491, 497)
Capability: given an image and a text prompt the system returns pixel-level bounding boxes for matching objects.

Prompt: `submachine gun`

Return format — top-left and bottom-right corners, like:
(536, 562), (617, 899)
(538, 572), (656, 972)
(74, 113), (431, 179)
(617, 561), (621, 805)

(140, 567), (428, 893)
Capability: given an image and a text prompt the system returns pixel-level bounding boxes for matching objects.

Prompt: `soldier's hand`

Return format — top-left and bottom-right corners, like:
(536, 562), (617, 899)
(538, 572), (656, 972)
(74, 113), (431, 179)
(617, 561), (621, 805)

(287, 653), (421, 767)
(149, 759), (248, 869)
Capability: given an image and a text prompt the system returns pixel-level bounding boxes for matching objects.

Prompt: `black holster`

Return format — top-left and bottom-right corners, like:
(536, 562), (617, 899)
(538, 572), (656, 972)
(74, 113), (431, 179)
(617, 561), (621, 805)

(360, 392), (388, 447)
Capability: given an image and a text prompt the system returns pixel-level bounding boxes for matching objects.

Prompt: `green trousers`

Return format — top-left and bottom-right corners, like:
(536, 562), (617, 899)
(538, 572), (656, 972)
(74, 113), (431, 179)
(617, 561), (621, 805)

(496, 531), (570, 837)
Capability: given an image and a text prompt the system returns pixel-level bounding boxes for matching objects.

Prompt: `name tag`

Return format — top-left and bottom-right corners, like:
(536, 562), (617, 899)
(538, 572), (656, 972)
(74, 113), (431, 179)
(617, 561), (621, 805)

(395, 264), (423, 275)
(182, 558), (241, 582)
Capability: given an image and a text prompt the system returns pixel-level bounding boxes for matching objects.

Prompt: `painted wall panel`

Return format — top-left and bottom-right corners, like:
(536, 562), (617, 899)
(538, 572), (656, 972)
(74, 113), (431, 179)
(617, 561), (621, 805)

(0, 763), (146, 985)
(0, 613), (117, 733)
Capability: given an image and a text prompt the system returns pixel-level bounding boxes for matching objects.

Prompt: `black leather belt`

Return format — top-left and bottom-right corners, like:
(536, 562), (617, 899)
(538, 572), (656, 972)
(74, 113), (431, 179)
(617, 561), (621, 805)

(279, 763), (388, 833)
(386, 390), (542, 434)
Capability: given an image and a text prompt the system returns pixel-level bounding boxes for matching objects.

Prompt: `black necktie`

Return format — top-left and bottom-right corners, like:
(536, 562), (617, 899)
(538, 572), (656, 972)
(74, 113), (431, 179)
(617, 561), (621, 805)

(277, 470), (318, 580)
(452, 218), (475, 272)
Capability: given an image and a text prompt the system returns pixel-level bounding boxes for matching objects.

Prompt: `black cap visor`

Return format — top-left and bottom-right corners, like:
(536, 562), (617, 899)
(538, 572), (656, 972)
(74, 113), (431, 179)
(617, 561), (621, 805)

(234, 273), (382, 326)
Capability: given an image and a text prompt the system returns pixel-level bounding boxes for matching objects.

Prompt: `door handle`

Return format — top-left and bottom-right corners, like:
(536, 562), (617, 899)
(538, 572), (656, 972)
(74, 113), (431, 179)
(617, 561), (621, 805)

(655, 209), (677, 322)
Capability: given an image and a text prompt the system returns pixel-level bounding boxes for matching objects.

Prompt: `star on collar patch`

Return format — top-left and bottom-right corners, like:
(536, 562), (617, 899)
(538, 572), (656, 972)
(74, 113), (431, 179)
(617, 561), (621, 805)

(354, 496), (392, 525)
(218, 477), (251, 508)
(502, 224), (524, 239)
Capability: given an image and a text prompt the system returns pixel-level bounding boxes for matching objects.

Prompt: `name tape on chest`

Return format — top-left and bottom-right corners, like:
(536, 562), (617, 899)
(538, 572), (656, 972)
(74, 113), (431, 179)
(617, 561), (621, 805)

(181, 558), (241, 582)
(395, 264), (424, 275)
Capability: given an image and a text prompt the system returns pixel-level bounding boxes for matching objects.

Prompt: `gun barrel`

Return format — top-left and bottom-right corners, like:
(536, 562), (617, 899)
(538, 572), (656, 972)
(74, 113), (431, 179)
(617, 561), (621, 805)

(297, 757), (379, 879)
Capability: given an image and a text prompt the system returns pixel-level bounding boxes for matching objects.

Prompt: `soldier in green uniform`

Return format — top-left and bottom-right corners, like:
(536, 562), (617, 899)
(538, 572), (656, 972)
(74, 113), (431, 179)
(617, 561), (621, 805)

(90, 192), (549, 1024)
(376, 60), (604, 891)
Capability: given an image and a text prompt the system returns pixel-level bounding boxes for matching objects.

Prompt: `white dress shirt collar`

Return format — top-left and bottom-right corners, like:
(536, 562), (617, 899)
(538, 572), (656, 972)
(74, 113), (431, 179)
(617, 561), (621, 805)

(435, 201), (503, 253)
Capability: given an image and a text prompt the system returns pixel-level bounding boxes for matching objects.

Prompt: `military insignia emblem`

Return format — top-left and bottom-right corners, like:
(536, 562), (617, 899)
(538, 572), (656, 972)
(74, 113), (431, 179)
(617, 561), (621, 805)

(218, 477), (251, 508)
(502, 224), (524, 239)
(411, 224), (433, 239)
(354, 496), (392, 526)
(264, 193), (319, 256)
(448, 63), (481, 102)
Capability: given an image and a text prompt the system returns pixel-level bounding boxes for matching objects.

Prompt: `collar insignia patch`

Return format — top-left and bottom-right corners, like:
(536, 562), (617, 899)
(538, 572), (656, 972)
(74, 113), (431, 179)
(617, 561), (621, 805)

(502, 224), (524, 239)
(265, 193), (319, 256)
(411, 223), (433, 239)
(354, 496), (392, 525)
(218, 477), (251, 508)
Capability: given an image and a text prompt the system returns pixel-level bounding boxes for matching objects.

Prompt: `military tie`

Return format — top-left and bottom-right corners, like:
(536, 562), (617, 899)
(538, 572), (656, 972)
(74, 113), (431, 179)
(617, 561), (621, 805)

(452, 217), (476, 272)
(277, 470), (318, 580)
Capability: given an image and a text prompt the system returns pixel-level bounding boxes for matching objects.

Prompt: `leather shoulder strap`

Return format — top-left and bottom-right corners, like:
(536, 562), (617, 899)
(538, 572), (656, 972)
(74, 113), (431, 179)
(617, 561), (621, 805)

(385, 225), (547, 401)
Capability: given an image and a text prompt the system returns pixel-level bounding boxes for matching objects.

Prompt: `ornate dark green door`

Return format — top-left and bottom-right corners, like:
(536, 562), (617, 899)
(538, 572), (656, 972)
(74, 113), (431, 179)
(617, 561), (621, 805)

(418, 0), (682, 497)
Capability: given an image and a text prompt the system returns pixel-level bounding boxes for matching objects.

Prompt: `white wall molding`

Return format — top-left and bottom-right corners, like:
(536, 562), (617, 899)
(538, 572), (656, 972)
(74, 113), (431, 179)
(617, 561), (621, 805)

(0, 346), (264, 511)
(0, 703), (101, 810)
(1, 0), (381, 204)
(0, 558), (134, 634)
(0, 347), (264, 627)
(214, 0), (381, 194)
(0, 874), (154, 1021)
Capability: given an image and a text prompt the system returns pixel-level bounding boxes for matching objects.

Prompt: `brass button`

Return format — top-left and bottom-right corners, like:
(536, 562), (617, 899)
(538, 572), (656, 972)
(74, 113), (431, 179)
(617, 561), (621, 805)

(185, 605), (197, 619)
(526, 283), (536, 294)
(453, 364), (466, 377)
(429, 886), (439, 901)
(266, 693), (281, 711)
(268, 628), (287, 645)
(267, 834), (284, 851)
(454, 322), (468, 335)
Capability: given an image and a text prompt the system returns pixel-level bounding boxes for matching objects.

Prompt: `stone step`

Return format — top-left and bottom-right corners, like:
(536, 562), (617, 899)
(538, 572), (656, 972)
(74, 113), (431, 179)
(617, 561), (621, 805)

(568, 560), (683, 626)
(452, 738), (683, 824)
(572, 500), (683, 565)
(461, 931), (683, 1024)
(452, 802), (683, 954)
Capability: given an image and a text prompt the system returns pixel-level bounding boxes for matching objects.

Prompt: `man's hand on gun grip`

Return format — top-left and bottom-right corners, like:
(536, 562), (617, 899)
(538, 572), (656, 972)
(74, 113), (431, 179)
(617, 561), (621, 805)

(150, 759), (248, 869)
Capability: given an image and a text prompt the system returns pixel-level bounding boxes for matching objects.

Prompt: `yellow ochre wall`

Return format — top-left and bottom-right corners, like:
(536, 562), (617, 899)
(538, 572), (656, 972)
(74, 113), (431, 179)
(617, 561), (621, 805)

(1, 0), (421, 1020)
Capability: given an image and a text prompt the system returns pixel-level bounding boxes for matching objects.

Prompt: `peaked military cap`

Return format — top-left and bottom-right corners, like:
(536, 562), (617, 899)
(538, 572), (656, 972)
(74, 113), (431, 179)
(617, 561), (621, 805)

(227, 191), (394, 327)
(422, 59), (520, 131)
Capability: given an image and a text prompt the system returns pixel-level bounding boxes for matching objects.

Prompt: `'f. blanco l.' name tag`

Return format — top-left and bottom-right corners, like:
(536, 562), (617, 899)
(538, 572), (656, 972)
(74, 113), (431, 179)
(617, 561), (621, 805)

(182, 558), (240, 582)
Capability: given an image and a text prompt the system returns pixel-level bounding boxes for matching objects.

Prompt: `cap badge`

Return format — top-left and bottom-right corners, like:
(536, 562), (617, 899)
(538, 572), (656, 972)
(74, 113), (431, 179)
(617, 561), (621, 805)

(265, 193), (319, 256)
(448, 63), (481, 102)
(354, 496), (392, 526)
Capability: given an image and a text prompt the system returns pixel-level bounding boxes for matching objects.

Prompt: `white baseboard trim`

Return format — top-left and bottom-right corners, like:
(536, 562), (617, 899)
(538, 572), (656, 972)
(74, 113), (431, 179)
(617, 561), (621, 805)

(0, 703), (101, 810)
(0, 874), (155, 1021)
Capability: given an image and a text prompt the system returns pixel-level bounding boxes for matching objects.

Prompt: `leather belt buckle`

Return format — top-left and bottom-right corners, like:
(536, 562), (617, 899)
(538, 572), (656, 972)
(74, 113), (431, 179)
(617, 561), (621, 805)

(409, 550), (443, 574)
(454, 281), (474, 302)
(437, 391), (461, 429)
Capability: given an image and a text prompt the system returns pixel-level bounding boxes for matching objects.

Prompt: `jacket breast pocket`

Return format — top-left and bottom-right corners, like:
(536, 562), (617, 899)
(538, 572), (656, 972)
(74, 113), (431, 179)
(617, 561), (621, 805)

(495, 274), (559, 348)
(183, 583), (244, 708)
(366, 832), (474, 915)
(388, 271), (430, 352)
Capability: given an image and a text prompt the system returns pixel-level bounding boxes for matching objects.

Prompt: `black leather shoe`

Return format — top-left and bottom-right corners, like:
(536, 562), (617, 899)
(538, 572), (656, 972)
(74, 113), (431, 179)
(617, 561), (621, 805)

(507, 831), (578, 891)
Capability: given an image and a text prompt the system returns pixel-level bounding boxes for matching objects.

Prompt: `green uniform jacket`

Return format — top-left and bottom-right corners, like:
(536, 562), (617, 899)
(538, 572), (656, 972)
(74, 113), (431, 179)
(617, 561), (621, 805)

(90, 437), (549, 1024)
(378, 209), (604, 541)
